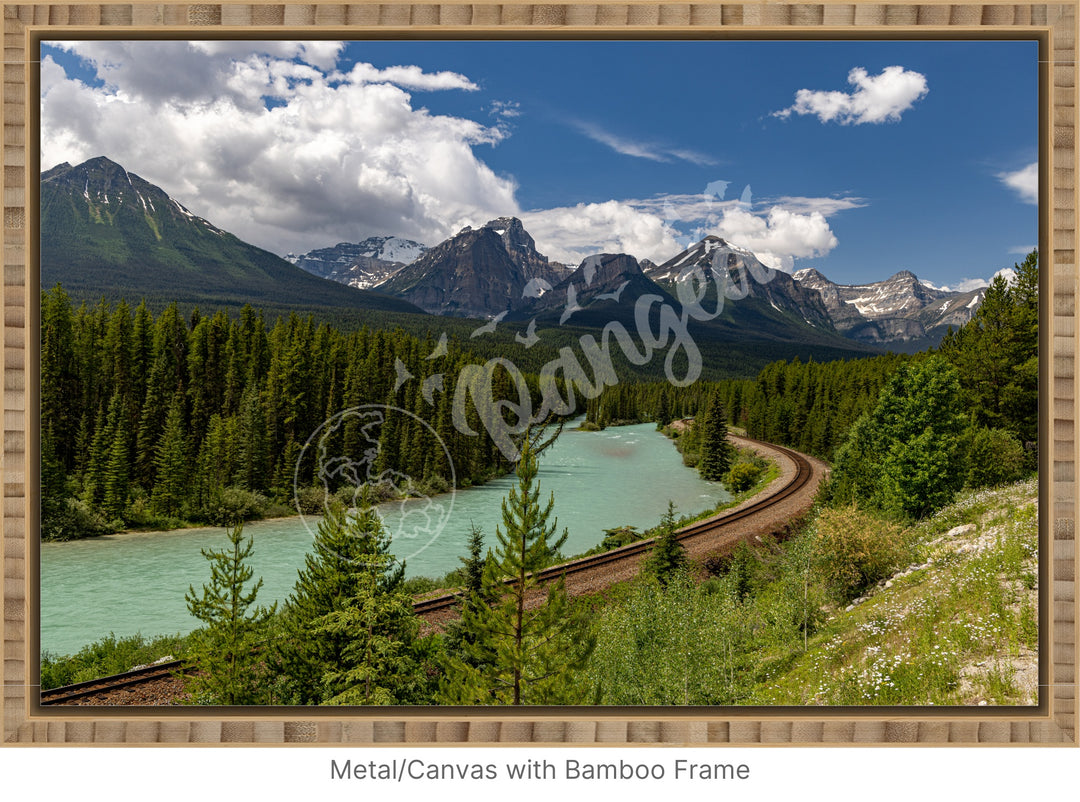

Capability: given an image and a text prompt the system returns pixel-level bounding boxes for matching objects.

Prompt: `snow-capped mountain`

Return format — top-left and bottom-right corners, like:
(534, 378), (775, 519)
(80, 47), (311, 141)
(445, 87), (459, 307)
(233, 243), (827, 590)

(792, 267), (985, 348)
(516, 252), (678, 326)
(646, 236), (835, 330)
(645, 236), (984, 350)
(285, 236), (428, 290)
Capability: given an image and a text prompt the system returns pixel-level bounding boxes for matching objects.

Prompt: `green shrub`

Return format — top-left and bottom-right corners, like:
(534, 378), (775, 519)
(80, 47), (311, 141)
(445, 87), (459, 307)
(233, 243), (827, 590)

(725, 462), (763, 493)
(962, 428), (1028, 489)
(203, 486), (269, 525)
(294, 485), (329, 514)
(598, 525), (642, 551)
(811, 506), (907, 603)
(41, 497), (116, 541)
(402, 575), (444, 595)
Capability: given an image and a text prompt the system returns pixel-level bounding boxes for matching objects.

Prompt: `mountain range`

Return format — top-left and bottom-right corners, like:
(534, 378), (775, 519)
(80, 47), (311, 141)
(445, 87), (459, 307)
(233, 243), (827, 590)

(41, 157), (986, 358)
(289, 223), (984, 351)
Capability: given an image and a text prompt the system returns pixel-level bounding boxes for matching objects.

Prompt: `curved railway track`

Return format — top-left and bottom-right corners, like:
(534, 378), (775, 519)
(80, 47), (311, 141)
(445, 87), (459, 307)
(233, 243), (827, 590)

(413, 436), (814, 615)
(40, 436), (819, 706)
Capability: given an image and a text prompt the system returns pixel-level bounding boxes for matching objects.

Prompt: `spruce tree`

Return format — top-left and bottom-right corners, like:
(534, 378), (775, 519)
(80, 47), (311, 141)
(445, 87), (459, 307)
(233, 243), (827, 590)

(271, 501), (408, 704)
(439, 435), (593, 705)
(644, 501), (686, 587)
(698, 390), (734, 481)
(829, 356), (966, 520)
(101, 391), (130, 520)
(81, 403), (109, 508)
(237, 381), (269, 493)
(151, 393), (189, 518)
(41, 286), (79, 469)
(185, 521), (276, 704)
(441, 525), (495, 668)
(312, 519), (421, 705)
(655, 391), (670, 430)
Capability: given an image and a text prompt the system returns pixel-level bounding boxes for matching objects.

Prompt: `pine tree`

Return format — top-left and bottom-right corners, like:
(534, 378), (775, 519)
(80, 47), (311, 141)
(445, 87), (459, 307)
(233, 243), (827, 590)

(655, 391), (670, 430)
(41, 286), (79, 469)
(644, 501), (686, 587)
(698, 390), (734, 481)
(151, 393), (189, 518)
(312, 511), (421, 705)
(185, 521), (276, 704)
(101, 391), (130, 520)
(195, 413), (239, 517)
(81, 402), (109, 507)
(237, 381), (270, 493)
(940, 249), (1038, 450)
(439, 435), (593, 705)
(829, 356), (966, 520)
(271, 501), (407, 704)
(441, 525), (495, 668)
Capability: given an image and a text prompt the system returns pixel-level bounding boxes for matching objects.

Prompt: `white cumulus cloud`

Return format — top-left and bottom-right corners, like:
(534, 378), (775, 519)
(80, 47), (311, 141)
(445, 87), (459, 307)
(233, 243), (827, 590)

(774, 66), (929, 125)
(709, 206), (839, 271)
(998, 162), (1038, 205)
(340, 62), (478, 92)
(522, 193), (850, 271)
(522, 201), (685, 266)
(41, 42), (517, 256)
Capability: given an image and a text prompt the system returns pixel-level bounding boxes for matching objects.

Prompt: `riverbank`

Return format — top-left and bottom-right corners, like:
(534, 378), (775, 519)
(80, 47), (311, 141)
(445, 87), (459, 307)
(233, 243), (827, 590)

(41, 421), (735, 657)
(49, 418), (718, 547)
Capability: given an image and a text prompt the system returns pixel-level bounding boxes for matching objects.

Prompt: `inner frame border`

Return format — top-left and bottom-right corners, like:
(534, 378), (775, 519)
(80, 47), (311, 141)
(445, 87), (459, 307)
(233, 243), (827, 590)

(1, 1), (1075, 746)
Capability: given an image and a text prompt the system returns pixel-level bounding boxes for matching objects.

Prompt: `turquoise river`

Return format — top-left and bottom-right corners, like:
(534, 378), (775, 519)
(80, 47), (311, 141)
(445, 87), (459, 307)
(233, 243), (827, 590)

(40, 422), (731, 657)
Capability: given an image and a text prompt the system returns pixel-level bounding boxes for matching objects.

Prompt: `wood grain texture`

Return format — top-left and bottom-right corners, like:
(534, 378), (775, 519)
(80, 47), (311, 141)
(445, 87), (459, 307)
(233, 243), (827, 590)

(0, 1), (1076, 746)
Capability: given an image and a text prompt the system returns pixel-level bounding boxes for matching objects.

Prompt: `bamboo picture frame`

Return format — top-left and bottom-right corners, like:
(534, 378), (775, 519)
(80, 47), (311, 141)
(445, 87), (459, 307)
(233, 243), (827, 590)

(1, 1), (1075, 746)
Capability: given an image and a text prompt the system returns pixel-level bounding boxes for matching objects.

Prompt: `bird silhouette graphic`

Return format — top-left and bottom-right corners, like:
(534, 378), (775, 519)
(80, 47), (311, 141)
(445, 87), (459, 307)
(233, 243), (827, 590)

(426, 332), (448, 359)
(515, 318), (540, 348)
(470, 310), (508, 338)
(560, 284), (583, 325)
(393, 358), (414, 392)
(595, 280), (630, 302)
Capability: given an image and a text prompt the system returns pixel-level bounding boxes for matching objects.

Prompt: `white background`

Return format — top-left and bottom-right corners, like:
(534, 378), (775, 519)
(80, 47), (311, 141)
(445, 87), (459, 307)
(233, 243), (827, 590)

(2, 745), (1077, 801)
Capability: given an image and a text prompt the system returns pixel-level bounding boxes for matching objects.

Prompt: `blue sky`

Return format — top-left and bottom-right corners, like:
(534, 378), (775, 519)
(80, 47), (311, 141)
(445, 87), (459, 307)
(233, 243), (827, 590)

(40, 39), (1037, 288)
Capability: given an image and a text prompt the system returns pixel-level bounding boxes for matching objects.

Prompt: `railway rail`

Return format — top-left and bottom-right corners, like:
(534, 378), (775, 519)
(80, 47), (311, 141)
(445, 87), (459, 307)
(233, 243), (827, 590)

(413, 436), (814, 615)
(39, 659), (188, 706)
(40, 436), (819, 706)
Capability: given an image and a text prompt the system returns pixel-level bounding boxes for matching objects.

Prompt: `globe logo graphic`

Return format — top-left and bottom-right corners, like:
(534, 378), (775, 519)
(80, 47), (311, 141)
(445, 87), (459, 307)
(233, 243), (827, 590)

(294, 404), (456, 563)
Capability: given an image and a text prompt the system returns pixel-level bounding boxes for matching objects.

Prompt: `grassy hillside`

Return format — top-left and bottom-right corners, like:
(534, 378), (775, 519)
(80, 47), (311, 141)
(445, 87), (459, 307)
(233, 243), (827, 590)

(754, 480), (1038, 706)
(583, 479), (1038, 707)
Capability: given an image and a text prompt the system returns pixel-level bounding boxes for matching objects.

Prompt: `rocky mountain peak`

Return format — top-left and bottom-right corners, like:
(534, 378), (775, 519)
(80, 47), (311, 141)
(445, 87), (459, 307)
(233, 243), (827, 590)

(790, 264), (985, 349)
(43, 156), (222, 235)
(792, 267), (829, 286)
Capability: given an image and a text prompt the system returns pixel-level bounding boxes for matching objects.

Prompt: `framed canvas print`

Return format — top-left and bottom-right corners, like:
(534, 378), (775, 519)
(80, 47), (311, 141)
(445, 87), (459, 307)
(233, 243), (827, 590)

(0, 1), (1075, 749)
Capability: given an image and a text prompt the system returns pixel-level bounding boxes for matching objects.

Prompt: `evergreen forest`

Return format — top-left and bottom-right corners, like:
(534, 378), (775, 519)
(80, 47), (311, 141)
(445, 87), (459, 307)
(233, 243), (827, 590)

(40, 287), (565, 541)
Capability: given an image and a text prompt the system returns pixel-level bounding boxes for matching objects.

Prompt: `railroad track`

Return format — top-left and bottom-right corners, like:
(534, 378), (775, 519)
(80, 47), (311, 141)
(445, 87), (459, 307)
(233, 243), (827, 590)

(41, 437), (817, 705)
(39, 659), (187, 706)
(413, 437), (814, 615)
